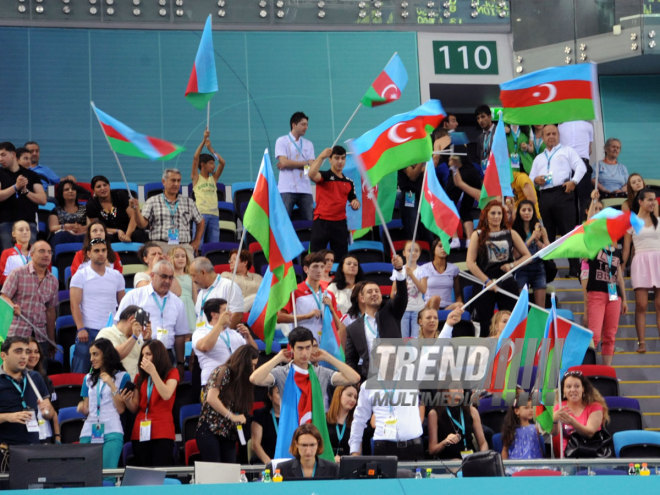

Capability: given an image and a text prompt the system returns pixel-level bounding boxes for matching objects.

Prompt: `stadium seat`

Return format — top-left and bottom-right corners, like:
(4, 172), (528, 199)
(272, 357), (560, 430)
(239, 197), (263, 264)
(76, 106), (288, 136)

(512, 469), (561, 477)
(476, 395), (509, 433)
(172, 382), (195, 435)
(249, 242), (267, 273)
(109, 182), (138, 198)
(120, 442), (134, 467)
(200, 242), (239, 265)
(348, 240), (385, 263)
(255, 339), (281, 353)
(144, 182), (165, 199)
(53, 243), (82, 286)
(58, 289), (71, 316)
(55, 315), (77, 371)
(49, 372), (85, 409)
(179, 403), (202, 444)
(292, 220), (313, 243)
(567, 364), (619, 397)
(214, 264), (230, 274)
(58, 406), (86, 443)
(122, 263), (145, 289)
(112, 242), (144, 265)
(187, 182), (226, 203)
(613, 430), (660, 458)
(582, 347), (596, 365)
(362, 262), (394, 286)
(64, 266), (72, 289)
(184, 439), (200, 466)
(605, 396), (643, 434)
(231, 181), (255, 219)
(217, 201), (235, 222)
(219, 220), (237, 241)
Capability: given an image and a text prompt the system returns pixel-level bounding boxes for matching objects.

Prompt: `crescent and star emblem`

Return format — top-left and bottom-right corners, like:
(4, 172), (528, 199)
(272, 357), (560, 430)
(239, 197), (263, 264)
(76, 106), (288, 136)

(532, 83), (557, 103)
(387, 123), (417, 144)
(380, 84), (400, 100)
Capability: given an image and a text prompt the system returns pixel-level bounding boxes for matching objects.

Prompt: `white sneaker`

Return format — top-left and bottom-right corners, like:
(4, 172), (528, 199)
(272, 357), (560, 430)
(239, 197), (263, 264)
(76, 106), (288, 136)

(450, 238), (461, 249)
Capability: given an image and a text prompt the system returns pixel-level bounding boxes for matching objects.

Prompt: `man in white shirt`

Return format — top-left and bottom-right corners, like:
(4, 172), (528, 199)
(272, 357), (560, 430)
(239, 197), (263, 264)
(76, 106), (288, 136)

(559, 120), (594, 222)
(115, 260), (189, 377)
(189, 257), (243, 327)
(70, 238), (125, 373)
(192, 298), (257, 386)
(275, 111), (315, 220)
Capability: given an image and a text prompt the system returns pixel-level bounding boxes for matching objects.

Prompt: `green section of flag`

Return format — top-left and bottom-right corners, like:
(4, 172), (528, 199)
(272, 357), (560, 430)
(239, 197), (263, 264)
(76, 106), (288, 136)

(361, 87), (385, 108)
(0, 298), (14, 365)
(185, 92), (215, 111)
(107, 137), (184, 161)
(536, 405), (554, 434)
(365, 135), (433, 186)
(263, 264), (298, 354)
(309, 364), (335, 462)
(502, 98), (595, 126)
(242, 200), (271, 260)
(419, 200), (451, 253)
(542, 220), (616, 261)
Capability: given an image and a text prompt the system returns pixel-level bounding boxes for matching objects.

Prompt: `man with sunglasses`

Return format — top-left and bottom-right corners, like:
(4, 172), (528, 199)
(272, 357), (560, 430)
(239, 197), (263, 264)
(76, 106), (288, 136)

(115, 260), (190, 377)
(69, 238), (125, 373)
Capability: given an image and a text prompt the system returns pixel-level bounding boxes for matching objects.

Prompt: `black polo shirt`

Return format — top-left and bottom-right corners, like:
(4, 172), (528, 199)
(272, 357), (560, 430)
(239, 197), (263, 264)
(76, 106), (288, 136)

(0, 166), (43, 224)
(0, 369), (50, 445)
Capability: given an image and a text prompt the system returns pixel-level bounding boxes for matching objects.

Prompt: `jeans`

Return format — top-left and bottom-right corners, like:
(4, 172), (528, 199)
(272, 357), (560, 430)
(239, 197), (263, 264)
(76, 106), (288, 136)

(0, 221), (37, 251)
(71, 328), (100, 374)
(201, 214), (220, 243)
(281, 193), (313, 221)
(401, 310), (420, 338)
(196, 422), (237, 463)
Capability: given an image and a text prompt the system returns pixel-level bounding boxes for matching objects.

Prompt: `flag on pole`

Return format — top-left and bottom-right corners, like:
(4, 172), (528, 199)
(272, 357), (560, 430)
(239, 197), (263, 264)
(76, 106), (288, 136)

(539, 208), (643, 260)
(347, 100), (446, 186)
(478, 117), (514, 208)
(184, 15), (219, 110)
(318, 304), (345, 368)
(0, 297), (13, 363)
(419, 159), (460, 253)
(92, 105), (184, 161)
(499, 63), (597, 125)
(361, 52), (408, 108)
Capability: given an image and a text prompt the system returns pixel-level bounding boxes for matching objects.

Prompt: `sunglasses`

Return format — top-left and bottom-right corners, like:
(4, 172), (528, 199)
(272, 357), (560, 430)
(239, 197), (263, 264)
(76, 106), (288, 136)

(563, 370), (583, 378)
(90, 238), (107, 246)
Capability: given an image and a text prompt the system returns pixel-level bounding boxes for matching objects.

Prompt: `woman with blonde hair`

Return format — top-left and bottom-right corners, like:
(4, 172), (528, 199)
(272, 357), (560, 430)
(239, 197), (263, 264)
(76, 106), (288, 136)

(325, 384), (358, 461)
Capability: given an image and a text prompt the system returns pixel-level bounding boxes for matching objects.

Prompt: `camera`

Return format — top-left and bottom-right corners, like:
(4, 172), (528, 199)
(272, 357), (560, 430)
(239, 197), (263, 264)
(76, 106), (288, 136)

(135, 308), (150, 327)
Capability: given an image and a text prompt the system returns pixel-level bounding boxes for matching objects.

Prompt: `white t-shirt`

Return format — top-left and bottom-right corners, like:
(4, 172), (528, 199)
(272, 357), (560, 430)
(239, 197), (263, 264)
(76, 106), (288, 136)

(274, 132), (314, 194)
(70, 264), (125, 329)
(194, 275), (244, 326)
(558, 120), (593, 160)
(192, 324), (246, 385)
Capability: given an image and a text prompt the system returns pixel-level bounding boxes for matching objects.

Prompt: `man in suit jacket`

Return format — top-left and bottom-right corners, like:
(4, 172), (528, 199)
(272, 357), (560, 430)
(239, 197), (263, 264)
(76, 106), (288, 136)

(345, 255), (407, 381)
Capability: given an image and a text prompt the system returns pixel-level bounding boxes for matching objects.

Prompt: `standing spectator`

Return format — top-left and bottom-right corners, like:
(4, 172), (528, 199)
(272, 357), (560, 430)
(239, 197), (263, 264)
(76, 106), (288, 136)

(85, 176), (145, 243)
(446, 155), (483, 242)
(1, 241), (58, 353)
(398, 162), (433, 245)
(416, 238), (463, 311)
(512, 200), (549, 308)
(0, 336), (54, 447)
(193, 298), (256, 386)
(24, 141), (74, 188)
(390, 241), (426, 338)
(0, 220), (31, 285)
(77, 338), (130, 469)
(622, 173), (659, 215)
(196, 345), (259, 463)
(70, 221), (123, 276)
(327, 254), (364, 317)
(623, 188), (660, 354)
(220, 250), (262, 312)
(115, 260), (190, 375)
(169, 246), (196, 330)
(466, 201), (530, 337)
(275, 112), (315, 220)
(191, 130), (225, 244)
(250, 386), (281, 464)
(559, 120), (593, 222)
(593, 138), (629, 197)
(326, 384), (358, 461)
(47, 179), (87, 248)
(70, 239), (125, 373)
(506, 124), (533, 175)
(475, 105), (495, 172)
(528, 125), (547, 160)
(26, 337), (60, 444)
(190, 256), (243, 327)
(308, 146), (359, 260)
(15, 148), (33, 171)
(134, 168), (204, 260)
(0, 142), (47, 250)
(510, 161), (541, 222)
(123, 340), (179, 467)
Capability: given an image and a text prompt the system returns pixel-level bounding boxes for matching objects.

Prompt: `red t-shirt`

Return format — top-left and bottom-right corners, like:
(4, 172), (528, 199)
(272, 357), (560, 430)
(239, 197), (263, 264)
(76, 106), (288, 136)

(313, 170), (356, 221)
(71, 249), (123, 276)
(130, 368), (180, 441)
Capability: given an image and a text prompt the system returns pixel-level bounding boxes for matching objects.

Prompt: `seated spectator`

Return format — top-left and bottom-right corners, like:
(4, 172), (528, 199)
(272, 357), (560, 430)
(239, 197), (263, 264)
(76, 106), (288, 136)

(134, 242), (182, 296)
(70, 221), (123, 276)
(170, 246), (196, 328)
(418, 307), (440, 339)
(77, 338), (130, 469)
(47, 179), (87, 248)
(593, 138), (628, 197)
(26, 337), (60, 444)
(489, 310), (511, 338)
(417, 238), (462, 310)
(0, 220), (31, 285)
(250, 386), (280, 464)
(85, 175), (146, 243)
(269, 424), (339, 480)
(325, 384), (358, 461)
(327, 254), (364, 317)
(391, 240), (427, 338)
(123, 340), (179, 467)
(621, 173), (660, 215)
(23, 140), (75, 188)
(220, 249), (263, 312)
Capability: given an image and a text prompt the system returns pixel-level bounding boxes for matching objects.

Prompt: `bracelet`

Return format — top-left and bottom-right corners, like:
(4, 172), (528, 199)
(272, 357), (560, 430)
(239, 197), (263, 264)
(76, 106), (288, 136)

(77, 328), (86, 333)
(484, 278), (492, 286)
(131, 334), (139, 341)
(54, 434), (61, 437)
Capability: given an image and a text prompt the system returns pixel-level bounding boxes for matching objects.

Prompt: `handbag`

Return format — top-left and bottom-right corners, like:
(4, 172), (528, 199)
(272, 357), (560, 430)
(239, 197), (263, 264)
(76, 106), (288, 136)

(543, 259), (557, 283)
(564, 428), (613, 458)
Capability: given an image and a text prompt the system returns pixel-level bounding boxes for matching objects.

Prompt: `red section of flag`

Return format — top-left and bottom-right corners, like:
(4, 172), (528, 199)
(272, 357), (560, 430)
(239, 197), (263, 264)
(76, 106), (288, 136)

(423, 182), (459, 234)
(488, 318), (527, 391)
(100, 122), (129, 143)
(482, 153), (503, 197)
(185, 63), (199, 96)
(147, 136), (178, 156)
(606, 211), (633, 241)
(294, 372), (313, 424)
(269, 230), (285, 268)
(252, 175), (270, 216)
(500, 80), (592, 108)
(361, 181), (377, 227)
(371, 71), (401, 106)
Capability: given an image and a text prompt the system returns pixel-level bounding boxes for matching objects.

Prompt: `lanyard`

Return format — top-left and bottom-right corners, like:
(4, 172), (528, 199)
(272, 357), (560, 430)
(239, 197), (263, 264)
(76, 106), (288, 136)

(200, 275), (221, 309)
(606, 247), (615, 278)
(534, 136), (543, 154)
(96, 381), (106, 421)
(482, 129), (492, 159)
(312, 462), (317, 478)
(544, 145), (561, 173)
(511, 128), (520, 153)
(219, 330), (232, 353)
(336, 422), (347, 443)
(164, 198), (179, 226)
(13, 246), (28, 265)
(144, 378), (153, 419)
(446, 407), (467, 449)
(363, 314), (378, 338)
(8, 375), (28, 409)
(305, 282), (323, 310)
(288, 134), (306, 160)
(151, 292), (168, 320)
(270, 408), (279, 435)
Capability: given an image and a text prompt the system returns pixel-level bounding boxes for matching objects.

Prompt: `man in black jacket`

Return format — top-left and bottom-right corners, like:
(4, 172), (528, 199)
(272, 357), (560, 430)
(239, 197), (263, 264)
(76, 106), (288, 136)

(345, 254), (407, 381)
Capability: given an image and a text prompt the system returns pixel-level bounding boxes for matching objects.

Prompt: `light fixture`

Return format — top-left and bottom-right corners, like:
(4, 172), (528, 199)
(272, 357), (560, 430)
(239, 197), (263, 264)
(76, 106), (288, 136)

(498, 0), (506, 7)
(158, 0), (167, 5)
(579, 43), (586, 51)
(62, 0), (71, 4)
(218, 0), (225, 6)
(175, 0), (184, 6)
(442, 1), (449, 7)
(630, 32), (638, 40)
(401, 1), (408, 8)
(276, 9), (284, 17)
(358, 10), (366, 18)
(276, 0), (283, 7)
(515, 66), (523, 74)
(649, 40), (657, 48)
(318, 10), (325, 17)
(132, 0), (140, 5)
(358, 1), (366, 9)
(106, 6), (114, 15)
(35, 0), (43, 3)
(515, 55), (522, 63)
(427, 10), (436, 17)
(401, 10), (408, 18)
(17, 4), (27, 12)
(427, 1), (434, 8)
(579, 53), (587, 61)
(442, 10), (450, 17)
(89, 6), (98, 14)
(374, 10), (382, 17)
(106, 0), (113, 5)
(564, 45), (571, 54)
(89, 0), (97, 4)
(133, 7), (141, 15)
(259, 0), (267, 7)
(63, 5), (71, 13)
(159, 8), (167, 16)
(259, 9), (267, 17)
(631, 42), (638, 50)
(649, 30), (656, 38)
(470, 0), (479, 8)
(35, 5), (44, 13)
(374, 0), (382, 7)
(317, 0), (325, 8)
(470, 10), (478, 18)
(498, 10), (506, 18)
(176, 8), (183, 15)
(217, 9), (226, 16)
(564, 56), (572, 64)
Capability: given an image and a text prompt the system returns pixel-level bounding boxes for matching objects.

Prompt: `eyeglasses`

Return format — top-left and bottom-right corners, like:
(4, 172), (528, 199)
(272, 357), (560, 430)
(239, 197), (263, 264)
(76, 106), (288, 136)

(90, 238), (106, 246)
(156, 273), (175, 280)
(563, 370), (583, 378)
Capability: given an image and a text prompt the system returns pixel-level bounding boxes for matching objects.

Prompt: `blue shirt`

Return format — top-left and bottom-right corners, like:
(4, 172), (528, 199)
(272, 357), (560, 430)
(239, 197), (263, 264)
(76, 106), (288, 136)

(30, 164), (60, 187)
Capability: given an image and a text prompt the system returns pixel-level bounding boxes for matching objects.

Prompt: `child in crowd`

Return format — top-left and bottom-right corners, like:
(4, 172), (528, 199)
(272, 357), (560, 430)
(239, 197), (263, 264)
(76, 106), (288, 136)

(170, 246), (197, 332)
(501, 395), (544, 469)
(392, 240), (426, 338)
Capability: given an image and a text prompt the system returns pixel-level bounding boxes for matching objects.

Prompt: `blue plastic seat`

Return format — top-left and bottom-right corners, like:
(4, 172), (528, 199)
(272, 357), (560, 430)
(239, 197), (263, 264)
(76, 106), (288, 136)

(613, 430), (660, 457)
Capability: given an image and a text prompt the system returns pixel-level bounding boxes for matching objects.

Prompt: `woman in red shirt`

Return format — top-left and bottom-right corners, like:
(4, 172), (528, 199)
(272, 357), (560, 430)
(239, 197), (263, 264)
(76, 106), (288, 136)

(70, 221), (123, 275)
(122, 340), (179, 466)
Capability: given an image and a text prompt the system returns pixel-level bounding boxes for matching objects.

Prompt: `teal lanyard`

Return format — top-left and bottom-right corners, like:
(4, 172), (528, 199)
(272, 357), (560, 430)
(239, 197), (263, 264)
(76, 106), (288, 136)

(544, 145), (561, 173)
(144, 378), (153, 419)
(151, 292), (168, 320)
(446, 407), (467, 449)
(96, 381), (106, 421)
(288, 134), (306, 160)
(482, 129), (492, 159)
(511, 128), (520, 153)
(336, 422), (347, 443)
(606, 247), (614, 278)
(200, 275), (220, 309)
(534, 136), (543, 153)
(12, 246), (28, 265)
(305, 282), (323, 310)
(363, 314), (377, 338)
(270, 409), (279, 435)
(312, 462), (317, 478)
(164, 198), (179, 227)
(219, 330), (232, 353)
(8, 375), (28, 409)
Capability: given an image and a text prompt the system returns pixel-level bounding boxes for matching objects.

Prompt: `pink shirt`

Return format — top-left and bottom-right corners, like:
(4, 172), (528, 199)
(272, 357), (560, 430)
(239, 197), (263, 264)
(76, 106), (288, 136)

(553, 400), (603, 453)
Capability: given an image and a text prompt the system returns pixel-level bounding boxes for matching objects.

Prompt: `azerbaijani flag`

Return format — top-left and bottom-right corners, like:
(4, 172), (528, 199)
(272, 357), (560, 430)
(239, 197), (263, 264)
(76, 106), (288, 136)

(92, 104), (184, 160)
(347, 100), (446, 186)
(344, 153), (397, 235)
(539, 208), (643, 260)
(0, 297), (13, 363)
(478, 117), (514, 208)
(319, 304), (345, 369)
(275, 365), (334, 461)
(419, 159), (460, 253)
(245, 149), (304, 351)
(500, 63), (597, 125)
(184, 15), (219, 110)
(361, 52), (408, 108)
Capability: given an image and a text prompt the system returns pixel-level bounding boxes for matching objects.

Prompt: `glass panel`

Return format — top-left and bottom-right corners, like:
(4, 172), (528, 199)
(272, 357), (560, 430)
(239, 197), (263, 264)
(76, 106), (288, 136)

(511, 0), (576, 51)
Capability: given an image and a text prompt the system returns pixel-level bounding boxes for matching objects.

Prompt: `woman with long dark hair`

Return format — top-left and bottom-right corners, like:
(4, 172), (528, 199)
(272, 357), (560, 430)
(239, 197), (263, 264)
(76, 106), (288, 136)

(195, 345), (259, 462)
(466, 200), (531, 336)
(327, 254), (364, 316)
(512, 199), (549, 307)
(47, 179), (87, 247)
(70, 221), (122, 276)
(122, 340), (179, 466)
(77, 338), (129, 469)
(26, 337), (61, 444)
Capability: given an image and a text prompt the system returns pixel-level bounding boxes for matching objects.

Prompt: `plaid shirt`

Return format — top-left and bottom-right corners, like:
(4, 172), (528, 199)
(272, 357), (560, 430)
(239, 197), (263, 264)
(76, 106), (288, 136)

(142, 193), (203, 244)
(1, 263), (58, 339)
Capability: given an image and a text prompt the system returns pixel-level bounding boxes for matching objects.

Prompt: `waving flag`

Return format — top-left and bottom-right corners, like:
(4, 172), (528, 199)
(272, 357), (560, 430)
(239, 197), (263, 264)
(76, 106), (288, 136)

(92, 104), (184, 160)
(185, 15), (219, 110)
(319, 304), (345, 369)
(478, 117), (514, 208)
(245, 150), (304, 352)
(344, 153), (396, 234)
(0, 297), (13, 362)
(347, 100), (445, 186)
(500, 63), (596, 125)
(419, 160), (460, 253)
(361, 52), (408, 108)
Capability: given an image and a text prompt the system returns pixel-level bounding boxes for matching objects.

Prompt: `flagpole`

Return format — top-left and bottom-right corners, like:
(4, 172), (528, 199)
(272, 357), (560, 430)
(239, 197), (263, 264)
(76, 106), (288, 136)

(206, 101), (211, 131)
(291, 293), (298, 327)
(551, 292), (564, 459)
(332, 103), (362, 147)
(407, 166), (426, 268)
(90, 101), (132, 199)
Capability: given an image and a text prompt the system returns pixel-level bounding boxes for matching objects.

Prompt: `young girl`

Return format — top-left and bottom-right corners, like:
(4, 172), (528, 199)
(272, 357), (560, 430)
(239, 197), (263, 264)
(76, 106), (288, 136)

(0, 220), (32, 284)
(391, 241), (426, 338)
(489, 310), (511, 338)
(169, 246), (196, 331)
(512, 200), (549, 307)
(501, 397), (544, 467)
